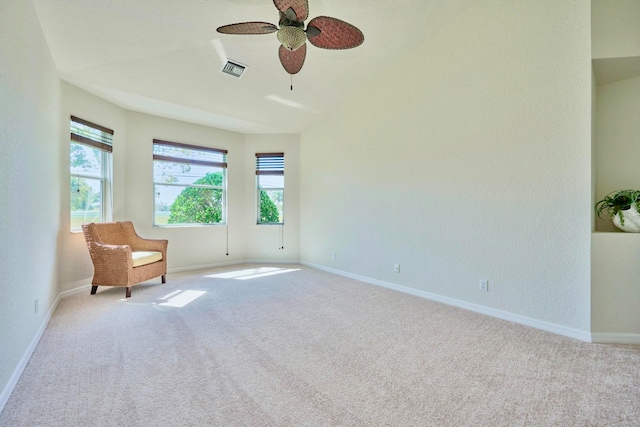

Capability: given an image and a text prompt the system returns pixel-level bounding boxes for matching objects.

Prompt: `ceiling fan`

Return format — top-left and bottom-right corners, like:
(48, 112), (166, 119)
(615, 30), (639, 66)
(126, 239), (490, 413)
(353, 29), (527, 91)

(216, 0), (364, 78)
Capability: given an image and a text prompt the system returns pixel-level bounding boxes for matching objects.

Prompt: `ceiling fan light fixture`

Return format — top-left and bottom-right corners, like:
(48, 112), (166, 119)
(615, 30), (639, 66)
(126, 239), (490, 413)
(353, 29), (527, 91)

(277, 26), (306, 51)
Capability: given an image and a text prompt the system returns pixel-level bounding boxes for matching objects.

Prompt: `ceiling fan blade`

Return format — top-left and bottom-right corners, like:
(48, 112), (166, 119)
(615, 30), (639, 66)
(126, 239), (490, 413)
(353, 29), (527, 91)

(273, 0), (309, 22)
(217, 22), (278, 35)
(306, 16), (364, 49)
(279, 43), (306, 74)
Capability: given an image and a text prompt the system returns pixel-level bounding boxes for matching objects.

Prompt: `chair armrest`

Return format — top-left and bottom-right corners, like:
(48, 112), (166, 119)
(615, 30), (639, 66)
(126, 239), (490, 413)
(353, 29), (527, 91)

(90, 242), (130, 251)
(87, 242), (135, 285)
(121, 221), (168, 254)
(130, 237), (168, 254)
(88, 242), (133, 266)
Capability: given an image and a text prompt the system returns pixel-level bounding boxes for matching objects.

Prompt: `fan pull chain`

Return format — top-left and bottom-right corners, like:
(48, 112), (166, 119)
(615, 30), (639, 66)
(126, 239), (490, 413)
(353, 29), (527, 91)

(279, 224), (284, 250)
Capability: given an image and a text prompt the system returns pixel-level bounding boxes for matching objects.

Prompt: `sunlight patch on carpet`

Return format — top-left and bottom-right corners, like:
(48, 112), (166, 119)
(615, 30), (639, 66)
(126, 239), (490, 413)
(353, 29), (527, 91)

(205, 267), (300, 280)
(155, 290), (206, 307)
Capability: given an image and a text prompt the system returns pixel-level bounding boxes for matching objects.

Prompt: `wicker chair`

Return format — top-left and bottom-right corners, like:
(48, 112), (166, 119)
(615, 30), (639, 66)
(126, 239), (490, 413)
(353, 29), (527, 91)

(81, 221), (168, 298)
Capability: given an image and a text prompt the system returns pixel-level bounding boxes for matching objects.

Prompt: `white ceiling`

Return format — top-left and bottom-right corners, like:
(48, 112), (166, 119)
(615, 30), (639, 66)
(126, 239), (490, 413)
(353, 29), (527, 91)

(32, 0), (477, 134)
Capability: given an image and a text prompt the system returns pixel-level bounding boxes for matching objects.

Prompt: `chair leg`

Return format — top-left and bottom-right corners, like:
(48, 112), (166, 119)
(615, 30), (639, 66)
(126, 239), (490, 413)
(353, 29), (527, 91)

(90, 286), (98, 295)
(161, 275), (166, 284)
(125, 287), (132, 298)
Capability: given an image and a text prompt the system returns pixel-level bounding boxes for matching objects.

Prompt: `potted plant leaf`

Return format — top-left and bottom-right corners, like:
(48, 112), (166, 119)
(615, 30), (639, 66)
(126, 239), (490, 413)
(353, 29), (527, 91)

(595, 189), (640, 232)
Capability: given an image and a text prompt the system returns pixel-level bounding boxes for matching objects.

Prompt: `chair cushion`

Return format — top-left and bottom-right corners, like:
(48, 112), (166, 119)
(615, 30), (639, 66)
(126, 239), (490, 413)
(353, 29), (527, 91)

(132, 251), (163, 267)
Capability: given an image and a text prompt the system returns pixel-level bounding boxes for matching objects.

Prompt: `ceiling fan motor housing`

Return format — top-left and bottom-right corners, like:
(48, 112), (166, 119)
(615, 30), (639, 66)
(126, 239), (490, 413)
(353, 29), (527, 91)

(277, 26), (306, 51)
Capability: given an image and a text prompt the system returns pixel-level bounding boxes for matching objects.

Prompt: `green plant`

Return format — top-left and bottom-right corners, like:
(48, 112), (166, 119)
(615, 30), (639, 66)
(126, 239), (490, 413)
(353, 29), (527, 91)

(259, 190), (281, 223)
(594, 189), (640, 226)
(168, 172), (223, 224)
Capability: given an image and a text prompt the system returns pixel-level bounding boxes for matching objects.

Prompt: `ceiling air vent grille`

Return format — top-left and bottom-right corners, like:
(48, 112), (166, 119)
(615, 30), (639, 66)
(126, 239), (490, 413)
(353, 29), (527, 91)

(221, 60), (246, 78)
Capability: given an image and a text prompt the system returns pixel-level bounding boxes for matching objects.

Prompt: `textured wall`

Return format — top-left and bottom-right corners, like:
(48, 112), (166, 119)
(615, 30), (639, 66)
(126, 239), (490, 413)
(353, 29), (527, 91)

(592, 233), (640, 336)
(300, 0), (592, 332)
(592, 0), (640, 59)
(0, 0), (61, 406)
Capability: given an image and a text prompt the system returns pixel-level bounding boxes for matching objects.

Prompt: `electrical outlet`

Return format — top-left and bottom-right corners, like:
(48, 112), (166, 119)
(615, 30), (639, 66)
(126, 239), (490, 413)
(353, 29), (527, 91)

(394, 264), (400, 273)
(479, 280), (489, 291)
(331, 252), (336, 260)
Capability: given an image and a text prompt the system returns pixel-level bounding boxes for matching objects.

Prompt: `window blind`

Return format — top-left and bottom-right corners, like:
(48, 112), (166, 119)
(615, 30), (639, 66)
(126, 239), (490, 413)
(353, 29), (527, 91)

(70, 115), (114, 152)
(153, 139), (227, 168)
(256, 152), (284, 175)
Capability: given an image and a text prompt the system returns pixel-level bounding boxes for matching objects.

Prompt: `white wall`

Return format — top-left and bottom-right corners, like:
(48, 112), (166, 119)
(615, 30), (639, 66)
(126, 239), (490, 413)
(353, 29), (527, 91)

(592, 233), (640, 338)
(592, 0), (640, 59)
(0, 0), (61, 408)
(300, 0), (593, 334)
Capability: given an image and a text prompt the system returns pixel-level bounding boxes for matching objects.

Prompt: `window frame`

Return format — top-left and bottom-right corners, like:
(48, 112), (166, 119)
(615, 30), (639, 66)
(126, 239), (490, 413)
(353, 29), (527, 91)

(256, 152), (284, 225)
(69, 116), (113, 232)
(152, 139), (228, 227)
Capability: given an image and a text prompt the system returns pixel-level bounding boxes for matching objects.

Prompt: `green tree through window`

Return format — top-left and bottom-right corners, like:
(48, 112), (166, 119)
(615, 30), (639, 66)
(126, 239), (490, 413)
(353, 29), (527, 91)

(168, 172), (223, 224)
(153, 140), (227, 226)
(259, 190), (280, 223)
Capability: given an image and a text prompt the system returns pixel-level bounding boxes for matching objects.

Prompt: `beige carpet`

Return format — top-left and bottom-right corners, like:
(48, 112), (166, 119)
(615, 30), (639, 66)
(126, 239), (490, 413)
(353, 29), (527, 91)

(1, 264), (639, 426)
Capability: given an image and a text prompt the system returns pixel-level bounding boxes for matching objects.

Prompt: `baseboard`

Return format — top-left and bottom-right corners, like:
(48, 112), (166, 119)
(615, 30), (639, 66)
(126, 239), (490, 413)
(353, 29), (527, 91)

(302, 261), (593, 343)
(59, 278), (92, 297)
(0, 291), (62, 414)
(591, 333), (640, 345)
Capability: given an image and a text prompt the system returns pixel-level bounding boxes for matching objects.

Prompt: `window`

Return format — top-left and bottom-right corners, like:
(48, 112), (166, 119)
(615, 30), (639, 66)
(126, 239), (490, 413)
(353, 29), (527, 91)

(256, 153), (284, 224)
(70, 116), (113, 232)
(153, 139), (227, 226)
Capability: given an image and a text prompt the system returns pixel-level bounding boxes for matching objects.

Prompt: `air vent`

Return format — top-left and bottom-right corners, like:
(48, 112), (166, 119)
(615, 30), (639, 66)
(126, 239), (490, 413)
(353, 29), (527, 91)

(221, 60), (246, 78)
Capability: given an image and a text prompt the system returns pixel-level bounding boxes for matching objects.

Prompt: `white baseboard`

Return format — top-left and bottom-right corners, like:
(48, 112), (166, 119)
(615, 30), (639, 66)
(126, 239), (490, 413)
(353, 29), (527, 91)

(0, 291), (62, 414)
(591, 333), (640, 345)
(59, 278), (92, 297)
(302, 261), (593, 343)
